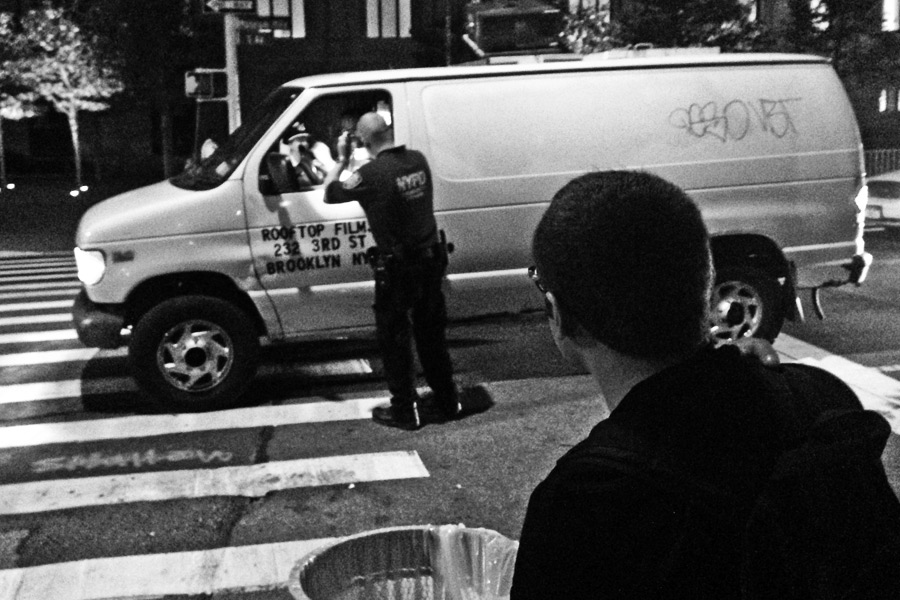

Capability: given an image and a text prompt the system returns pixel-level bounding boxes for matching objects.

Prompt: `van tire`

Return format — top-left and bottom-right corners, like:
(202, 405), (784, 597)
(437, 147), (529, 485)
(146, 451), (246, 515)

(129, 295), (260, 412)
(710, 266), (784, 343)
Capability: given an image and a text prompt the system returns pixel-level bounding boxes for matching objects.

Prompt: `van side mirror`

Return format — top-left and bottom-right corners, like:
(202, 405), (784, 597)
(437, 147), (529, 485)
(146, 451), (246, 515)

(263, 152), (304, 195)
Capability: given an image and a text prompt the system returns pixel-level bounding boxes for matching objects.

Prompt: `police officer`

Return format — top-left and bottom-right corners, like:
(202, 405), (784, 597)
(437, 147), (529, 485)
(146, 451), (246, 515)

(322, 112), (460, 430)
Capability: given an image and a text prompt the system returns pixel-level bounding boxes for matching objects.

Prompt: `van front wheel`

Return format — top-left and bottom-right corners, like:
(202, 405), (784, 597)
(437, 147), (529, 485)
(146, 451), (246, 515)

(129, 296), (260, 412)
(709, 266), (784, 344)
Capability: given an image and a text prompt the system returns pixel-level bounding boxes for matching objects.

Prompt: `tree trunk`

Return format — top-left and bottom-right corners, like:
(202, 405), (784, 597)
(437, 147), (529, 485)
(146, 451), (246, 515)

(0, 116), (6, 190)
(67, 108), (82, 188)
(161, 107), (175, 178)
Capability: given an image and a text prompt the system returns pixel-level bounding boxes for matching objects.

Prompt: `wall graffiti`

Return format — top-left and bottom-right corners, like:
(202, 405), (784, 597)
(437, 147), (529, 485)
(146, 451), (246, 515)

(31, 448), (235, 474)
(669, 98), (801, 142)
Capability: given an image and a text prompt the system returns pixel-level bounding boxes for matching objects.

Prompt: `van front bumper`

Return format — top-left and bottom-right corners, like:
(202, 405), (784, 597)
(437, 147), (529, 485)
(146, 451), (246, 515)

(72, 289), (125, 349)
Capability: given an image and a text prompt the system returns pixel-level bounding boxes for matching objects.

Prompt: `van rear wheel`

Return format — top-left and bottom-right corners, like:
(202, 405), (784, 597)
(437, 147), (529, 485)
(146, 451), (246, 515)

(709, 266), (784, 344)
(129, 295), (260, 412)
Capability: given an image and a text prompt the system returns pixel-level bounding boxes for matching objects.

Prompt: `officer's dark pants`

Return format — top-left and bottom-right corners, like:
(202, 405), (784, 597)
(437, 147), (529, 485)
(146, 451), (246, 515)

(373, 256), (455, 408)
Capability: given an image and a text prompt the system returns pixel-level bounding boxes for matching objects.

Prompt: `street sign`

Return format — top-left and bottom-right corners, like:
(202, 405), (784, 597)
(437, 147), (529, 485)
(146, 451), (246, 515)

(205, 0), (256, 13)
(184, 70), (228, 99)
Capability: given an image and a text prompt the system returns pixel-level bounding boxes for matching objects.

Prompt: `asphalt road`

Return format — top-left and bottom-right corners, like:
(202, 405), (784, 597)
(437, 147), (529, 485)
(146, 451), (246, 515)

(0, 230), (898, 599)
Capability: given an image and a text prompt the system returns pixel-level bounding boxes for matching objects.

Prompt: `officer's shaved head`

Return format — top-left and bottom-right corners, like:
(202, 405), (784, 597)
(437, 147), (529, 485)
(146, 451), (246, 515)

(356, 112), (391, 146)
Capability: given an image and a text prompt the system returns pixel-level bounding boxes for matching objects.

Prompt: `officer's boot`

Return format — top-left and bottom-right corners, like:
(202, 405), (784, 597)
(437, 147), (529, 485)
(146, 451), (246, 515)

(372, 399), (422, 430)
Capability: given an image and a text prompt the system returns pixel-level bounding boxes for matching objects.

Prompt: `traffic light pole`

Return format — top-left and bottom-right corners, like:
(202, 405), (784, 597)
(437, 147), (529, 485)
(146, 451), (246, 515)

(225, 13), (242, 132)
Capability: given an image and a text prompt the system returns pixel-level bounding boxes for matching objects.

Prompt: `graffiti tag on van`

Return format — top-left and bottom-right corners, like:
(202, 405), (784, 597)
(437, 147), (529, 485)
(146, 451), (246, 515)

(668, 98), (801, 142)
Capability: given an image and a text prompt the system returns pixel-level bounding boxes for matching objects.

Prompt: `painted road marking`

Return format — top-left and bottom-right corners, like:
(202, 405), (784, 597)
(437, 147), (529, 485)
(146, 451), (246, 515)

(0, 537), (339, 600)
(0, 313), (72, 328)
(0, 377), (135, 404)
(0, 347), (121, 366)
(0, 357), (372, 402)
(0, 281), (79, 291)
(0, 289), (79, 301)
(0, 256), (73, 265)
(0, 450), (429, 515)
(0, 267), (76, 277)
(0, 396), (388, 448)
(0, 273), (79, 283)
(775, 334), (900, 434)
(0, 299), (74, 312)
(0, 329), (79, 345)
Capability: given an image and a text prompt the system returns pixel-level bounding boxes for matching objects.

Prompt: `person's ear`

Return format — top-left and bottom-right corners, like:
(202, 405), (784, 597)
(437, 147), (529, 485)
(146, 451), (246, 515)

(549, 292), (597, 350)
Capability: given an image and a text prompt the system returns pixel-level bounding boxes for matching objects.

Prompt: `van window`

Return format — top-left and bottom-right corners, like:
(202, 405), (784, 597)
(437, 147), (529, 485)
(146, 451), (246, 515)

(262, 90), (392, 192)
(171, 87), (303, 191)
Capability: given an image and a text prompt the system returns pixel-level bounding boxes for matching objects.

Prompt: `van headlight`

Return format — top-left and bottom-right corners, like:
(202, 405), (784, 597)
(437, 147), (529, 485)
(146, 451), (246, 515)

(74, 248), (106, 285)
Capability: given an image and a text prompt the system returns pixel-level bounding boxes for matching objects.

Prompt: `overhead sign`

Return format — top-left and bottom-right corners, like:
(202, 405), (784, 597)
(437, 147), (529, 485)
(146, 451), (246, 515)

(205, 0), (256, 13)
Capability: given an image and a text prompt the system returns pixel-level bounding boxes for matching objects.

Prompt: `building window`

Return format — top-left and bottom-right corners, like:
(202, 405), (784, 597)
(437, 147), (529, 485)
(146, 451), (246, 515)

(367, 0), (411, 38)
(880, 87), (900, 113)
(886, 0), (900, 32)
(256, 0), (305, 38)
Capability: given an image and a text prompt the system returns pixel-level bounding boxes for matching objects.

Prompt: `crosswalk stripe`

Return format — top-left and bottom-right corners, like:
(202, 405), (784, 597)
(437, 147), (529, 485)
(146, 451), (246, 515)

(0, 450), (429, 515)
(0, 359), (372, 403)
(0, 273), (78, 283)
(0, 282), (79, 292)
(0, 346), (117, 366)
(0, 396), (388, 448)
(0, 260), (74, 270)
(0, 299), (74, 312)
(0, 536), (339, 600)
(0, 377), (134, 403)
(0, 254), (72, 263)
(0, 289), (79, 301)
(0, 267), (76, 277)
(0, 313), (72, 328)
(0, 329), (78, 345)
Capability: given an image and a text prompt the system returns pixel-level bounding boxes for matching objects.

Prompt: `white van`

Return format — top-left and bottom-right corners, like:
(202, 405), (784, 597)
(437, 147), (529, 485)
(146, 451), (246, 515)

(73, 53), (872, 411)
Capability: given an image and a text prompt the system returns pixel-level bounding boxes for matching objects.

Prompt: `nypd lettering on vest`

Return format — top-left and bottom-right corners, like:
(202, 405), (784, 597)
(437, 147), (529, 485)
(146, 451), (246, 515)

(396, 170), (428, 199)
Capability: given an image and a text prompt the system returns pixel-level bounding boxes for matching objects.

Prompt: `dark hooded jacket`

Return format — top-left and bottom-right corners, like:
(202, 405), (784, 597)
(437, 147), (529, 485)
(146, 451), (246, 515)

(511, 344), (869, 600)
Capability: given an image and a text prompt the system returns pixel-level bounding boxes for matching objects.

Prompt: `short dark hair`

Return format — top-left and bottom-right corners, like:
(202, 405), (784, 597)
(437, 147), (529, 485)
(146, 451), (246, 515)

(533, 171), (713, 360)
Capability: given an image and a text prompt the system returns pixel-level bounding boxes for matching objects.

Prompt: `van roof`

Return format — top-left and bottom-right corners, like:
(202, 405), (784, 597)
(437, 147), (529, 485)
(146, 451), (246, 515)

(282, 53), (830, 90)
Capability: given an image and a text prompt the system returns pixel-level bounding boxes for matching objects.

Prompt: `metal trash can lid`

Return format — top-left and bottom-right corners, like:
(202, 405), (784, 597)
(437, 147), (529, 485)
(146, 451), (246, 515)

(288, 524), (519, 600)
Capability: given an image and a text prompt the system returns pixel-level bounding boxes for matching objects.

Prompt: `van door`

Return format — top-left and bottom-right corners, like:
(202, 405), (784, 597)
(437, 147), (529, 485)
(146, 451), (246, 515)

(242, 87), (405, 338)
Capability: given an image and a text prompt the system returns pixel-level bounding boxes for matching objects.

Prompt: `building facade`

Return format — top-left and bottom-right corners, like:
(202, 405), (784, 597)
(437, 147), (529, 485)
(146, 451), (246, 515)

(3, 0), (899, 182)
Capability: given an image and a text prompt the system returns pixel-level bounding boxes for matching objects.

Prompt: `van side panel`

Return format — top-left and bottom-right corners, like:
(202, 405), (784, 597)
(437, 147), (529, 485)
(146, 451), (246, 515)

(409, 63), (862, 289)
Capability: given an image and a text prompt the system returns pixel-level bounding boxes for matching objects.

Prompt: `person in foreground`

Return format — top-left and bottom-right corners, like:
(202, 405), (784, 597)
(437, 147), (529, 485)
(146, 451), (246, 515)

(510, 171), (900, 599)
(323, 112), (460, 430)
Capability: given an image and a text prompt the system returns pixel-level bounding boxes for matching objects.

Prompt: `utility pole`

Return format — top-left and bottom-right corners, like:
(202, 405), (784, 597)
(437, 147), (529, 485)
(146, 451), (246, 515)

(224, 13), (242, 132)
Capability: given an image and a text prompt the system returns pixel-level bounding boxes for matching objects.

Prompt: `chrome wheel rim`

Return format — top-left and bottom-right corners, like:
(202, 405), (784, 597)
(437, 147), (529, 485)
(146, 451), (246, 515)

(156, 319), (233, 393)
(709, 279), (764, 343)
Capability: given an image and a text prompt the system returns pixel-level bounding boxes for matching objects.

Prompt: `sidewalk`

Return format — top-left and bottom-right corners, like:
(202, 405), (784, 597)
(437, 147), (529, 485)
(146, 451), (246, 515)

(0, 178), (153, 257)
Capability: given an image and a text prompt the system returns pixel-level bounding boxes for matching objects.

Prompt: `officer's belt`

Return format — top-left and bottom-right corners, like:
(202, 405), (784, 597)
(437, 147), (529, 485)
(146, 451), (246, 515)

(381, 244), (439, 261)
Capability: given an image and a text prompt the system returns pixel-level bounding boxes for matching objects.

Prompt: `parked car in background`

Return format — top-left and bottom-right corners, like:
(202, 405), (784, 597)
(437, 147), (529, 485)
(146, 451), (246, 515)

(866, 169), (900, 231)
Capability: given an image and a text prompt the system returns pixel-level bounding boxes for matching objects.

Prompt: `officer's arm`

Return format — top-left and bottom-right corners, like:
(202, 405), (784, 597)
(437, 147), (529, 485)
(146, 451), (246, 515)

(324, 167), (377, 205)
(322, 157), (348, 190)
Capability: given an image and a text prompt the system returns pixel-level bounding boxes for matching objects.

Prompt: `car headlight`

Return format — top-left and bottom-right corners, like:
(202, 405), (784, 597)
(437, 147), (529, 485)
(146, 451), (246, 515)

(74, 247), (106, 286)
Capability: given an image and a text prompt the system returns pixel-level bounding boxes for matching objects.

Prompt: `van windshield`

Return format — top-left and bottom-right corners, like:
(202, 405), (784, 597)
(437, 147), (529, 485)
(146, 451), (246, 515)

(170, 87), (303, 191)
